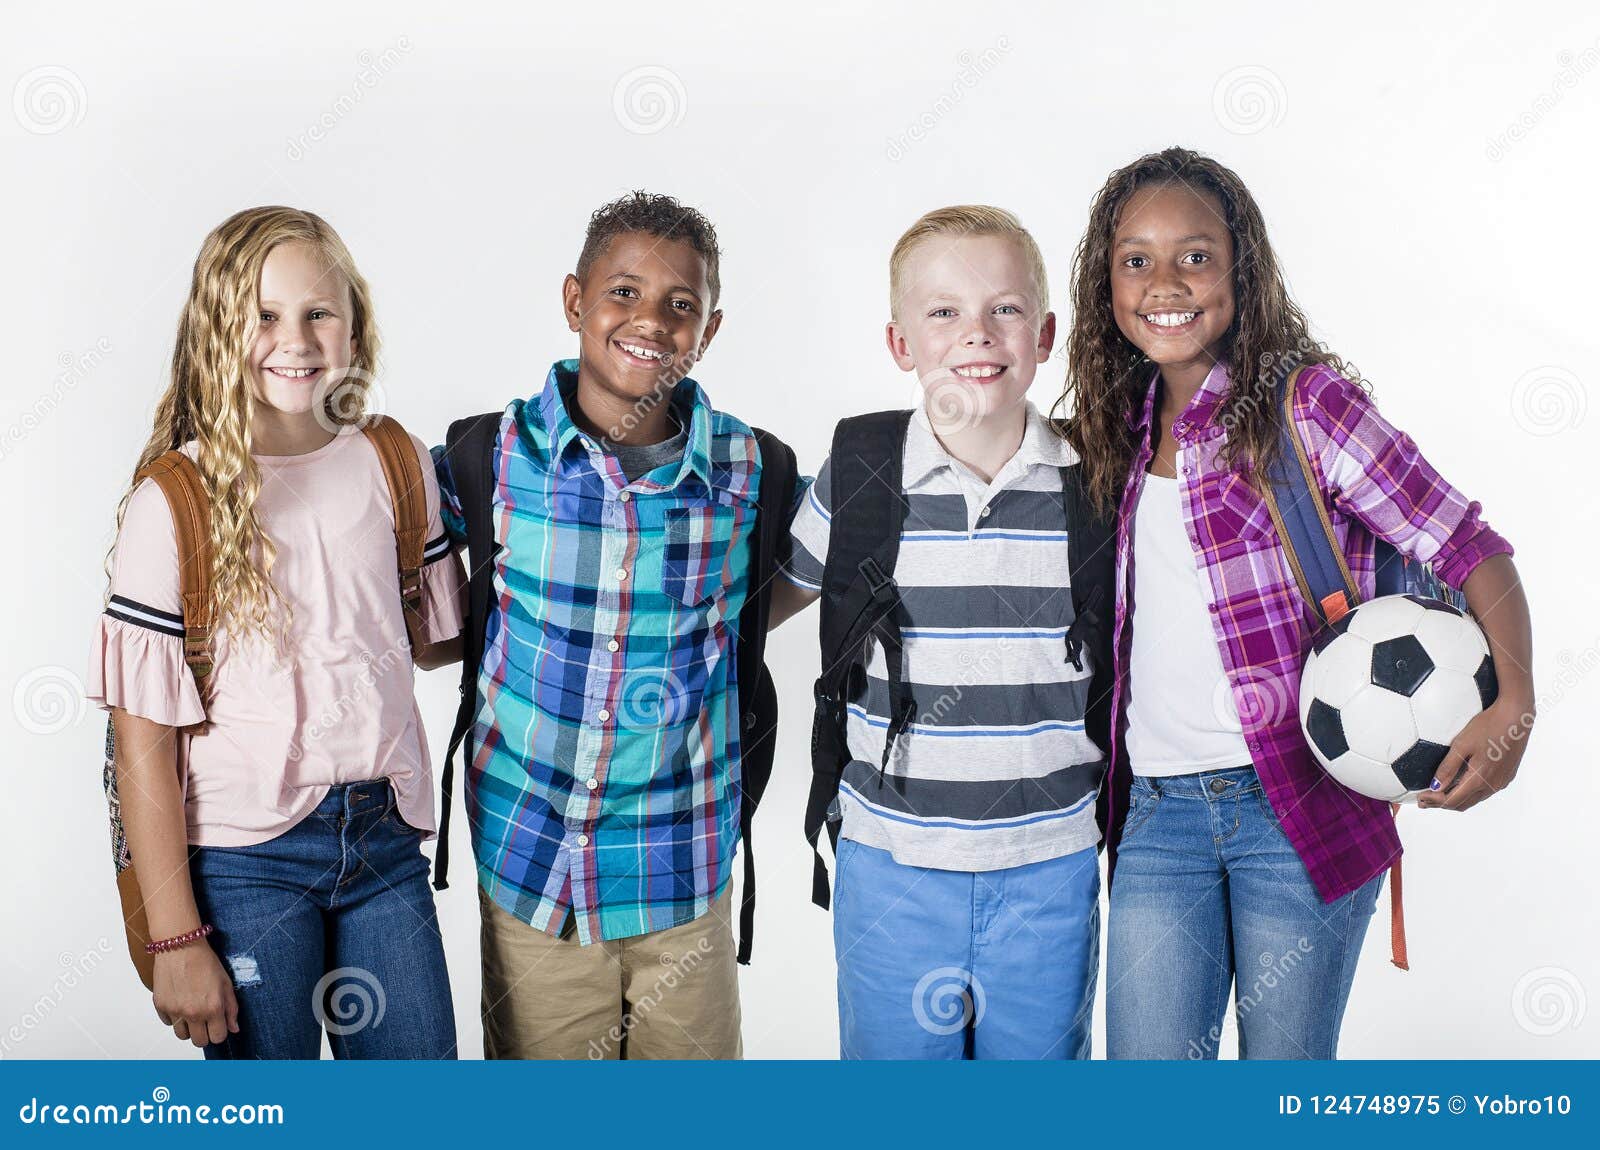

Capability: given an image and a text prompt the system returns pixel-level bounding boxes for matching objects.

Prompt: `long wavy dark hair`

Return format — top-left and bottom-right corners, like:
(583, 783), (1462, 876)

(1055, 146), (1365, 514)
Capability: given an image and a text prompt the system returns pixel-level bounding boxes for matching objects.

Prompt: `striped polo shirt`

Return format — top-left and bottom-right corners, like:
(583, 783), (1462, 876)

(782, 402), (1107, 872)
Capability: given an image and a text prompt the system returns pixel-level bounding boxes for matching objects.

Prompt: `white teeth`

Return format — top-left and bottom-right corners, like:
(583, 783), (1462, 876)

(269, 367), (318, 378)
(1144, 312), (1197, 328)
(619, 342), (664, 360)
(952, 365), (1004, 379)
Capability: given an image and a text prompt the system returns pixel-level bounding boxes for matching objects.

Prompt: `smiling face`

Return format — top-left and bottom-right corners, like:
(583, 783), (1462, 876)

(1109, 182), (1236, 380)
(250, 241), (356, 418)
(563, 230), (722, 415)
(886, 233), (1054, 427)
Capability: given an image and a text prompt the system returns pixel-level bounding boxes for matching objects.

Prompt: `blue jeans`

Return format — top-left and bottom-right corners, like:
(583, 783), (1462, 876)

(1106, 766), (1381, 1060)
(833, 839), (1099, 1059)
(188, 779), (456, 1059)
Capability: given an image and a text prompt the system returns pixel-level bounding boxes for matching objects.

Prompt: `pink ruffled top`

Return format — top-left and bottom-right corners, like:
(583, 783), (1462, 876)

(87, 430), (465, 848)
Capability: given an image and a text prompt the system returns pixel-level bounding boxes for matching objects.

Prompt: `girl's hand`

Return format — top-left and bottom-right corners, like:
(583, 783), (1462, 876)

(1419, 698), (1534, 812)
(152, 945), (240, 1048)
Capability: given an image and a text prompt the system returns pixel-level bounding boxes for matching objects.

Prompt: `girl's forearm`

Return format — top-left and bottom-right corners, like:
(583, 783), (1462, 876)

(1461, 554), (1535, 713)
(112, 709), (204, 940)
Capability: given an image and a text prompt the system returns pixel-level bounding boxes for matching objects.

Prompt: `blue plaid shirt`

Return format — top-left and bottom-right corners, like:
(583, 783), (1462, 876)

(433, 361), (761, 943)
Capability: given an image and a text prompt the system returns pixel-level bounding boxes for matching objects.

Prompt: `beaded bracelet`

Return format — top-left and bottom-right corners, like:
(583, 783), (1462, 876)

(144, 923), (214, 955)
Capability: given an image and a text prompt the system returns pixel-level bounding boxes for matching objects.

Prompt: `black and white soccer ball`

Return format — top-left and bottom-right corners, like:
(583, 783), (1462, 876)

(1299, 594), (1498, 803)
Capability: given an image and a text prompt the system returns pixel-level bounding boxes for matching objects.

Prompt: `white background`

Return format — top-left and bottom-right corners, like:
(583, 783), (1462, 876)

(3, 0), (1596, 1059)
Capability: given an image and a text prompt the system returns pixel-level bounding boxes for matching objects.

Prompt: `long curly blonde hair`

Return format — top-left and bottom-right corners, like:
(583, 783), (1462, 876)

(107, 206), (380, 647)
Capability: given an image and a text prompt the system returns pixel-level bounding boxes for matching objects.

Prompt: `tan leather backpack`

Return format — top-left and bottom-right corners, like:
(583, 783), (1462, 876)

(105, 416), (430, 988)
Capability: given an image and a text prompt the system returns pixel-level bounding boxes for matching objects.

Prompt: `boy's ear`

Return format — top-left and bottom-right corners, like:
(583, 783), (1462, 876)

(884, 321), (916, 372)
(561, 273), (584, 333)
(696, 308), (724, 359)
(1035, 311), (1057, 362)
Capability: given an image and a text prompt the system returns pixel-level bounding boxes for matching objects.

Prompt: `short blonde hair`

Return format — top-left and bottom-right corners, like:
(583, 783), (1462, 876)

(889, 204), (1049, 319)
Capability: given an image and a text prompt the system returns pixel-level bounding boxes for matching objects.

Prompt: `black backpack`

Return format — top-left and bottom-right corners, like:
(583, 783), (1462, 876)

(437, 412), (797, 965)
(804, 411), (1120, 908)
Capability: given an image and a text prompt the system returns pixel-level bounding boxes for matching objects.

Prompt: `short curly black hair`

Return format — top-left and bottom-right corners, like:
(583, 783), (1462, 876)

(576, 191), (722, 307)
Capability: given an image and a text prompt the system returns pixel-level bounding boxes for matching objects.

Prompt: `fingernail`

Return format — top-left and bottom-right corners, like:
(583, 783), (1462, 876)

(1429, 779), (1441, 791)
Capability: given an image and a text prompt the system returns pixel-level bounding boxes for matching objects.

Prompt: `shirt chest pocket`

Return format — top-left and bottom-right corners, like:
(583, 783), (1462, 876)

(661, 501), (747, 607)
(1208, 470), (1279, 549)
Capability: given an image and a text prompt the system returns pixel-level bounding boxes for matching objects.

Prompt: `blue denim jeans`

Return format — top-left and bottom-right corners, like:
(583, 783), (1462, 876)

(1106, 766), (1381, 1060)
(833, 840), (1099, 1060)
(188, 779), (456, 1059)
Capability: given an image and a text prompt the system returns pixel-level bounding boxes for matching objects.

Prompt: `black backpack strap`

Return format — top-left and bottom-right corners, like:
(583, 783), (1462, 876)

(731, 427), (798, 965)
(435, 410), (503, 892)
(1061, 459), (1117, 754)
(806, 410), (913, 909)
(1055, 461), (1123, 869)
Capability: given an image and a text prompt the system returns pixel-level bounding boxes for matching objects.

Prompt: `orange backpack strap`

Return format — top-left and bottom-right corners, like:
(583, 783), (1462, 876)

(118, 450), (212, 990)
(361, 417), (429, 654)
(133, 451), (214, 726)
(1388, 804), (1409, 970)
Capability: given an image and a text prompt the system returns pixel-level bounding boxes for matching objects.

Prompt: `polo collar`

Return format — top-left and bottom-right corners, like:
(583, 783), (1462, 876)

(905, 399), (1077, 487)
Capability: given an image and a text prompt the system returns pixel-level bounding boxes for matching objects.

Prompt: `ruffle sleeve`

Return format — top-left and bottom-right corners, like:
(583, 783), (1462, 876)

(86, 476), (207, 727)
(87, 612), (206, 727)
(412, 432), (467, 645)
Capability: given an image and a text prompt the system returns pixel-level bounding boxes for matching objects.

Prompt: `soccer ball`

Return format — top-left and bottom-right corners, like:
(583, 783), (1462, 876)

(1299, 594), (1498, 803)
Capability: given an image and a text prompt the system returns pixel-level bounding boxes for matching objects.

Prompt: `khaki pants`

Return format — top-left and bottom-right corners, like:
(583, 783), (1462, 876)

(478, 886), (743, 1060)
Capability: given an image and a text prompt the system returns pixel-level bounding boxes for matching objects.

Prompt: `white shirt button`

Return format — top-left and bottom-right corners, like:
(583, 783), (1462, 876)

(616, 567), (629, 581)
(597, 709), (611, 722)
(577, 833), (590, 846)
(607, 639), (620, 652)
(618, 491), (631, 503)
(979, 506), (991, 518)
(585, 777), (598, 791)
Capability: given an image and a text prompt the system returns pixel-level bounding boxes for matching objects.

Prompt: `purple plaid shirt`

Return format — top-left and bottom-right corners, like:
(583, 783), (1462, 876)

(1109, 362), (1512, 902)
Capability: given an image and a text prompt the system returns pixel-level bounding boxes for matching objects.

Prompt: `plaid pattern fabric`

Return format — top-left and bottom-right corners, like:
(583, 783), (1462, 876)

(434, 360), (761, 944)
(1111, 362), (1512, 902)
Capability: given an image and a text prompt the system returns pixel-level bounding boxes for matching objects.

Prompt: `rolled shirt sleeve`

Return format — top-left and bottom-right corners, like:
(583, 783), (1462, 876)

(1297, 367), (1513, 591)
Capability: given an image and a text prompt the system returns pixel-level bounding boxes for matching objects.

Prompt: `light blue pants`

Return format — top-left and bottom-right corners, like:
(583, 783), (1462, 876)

(1106, 766), (1382, 1060)
(832, 839), (1100, 1059)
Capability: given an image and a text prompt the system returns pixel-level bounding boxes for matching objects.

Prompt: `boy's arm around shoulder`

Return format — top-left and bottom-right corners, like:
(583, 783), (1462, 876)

(765, 463), (829, 630)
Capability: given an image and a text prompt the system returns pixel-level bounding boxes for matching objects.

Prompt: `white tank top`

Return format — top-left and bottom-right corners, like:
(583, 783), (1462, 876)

(1125, 473), (1252, 776)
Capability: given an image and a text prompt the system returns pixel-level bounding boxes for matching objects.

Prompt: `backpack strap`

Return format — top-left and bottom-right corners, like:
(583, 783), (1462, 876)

(133, 451), (214, 720)
(361, 417), (430, 654)
(1258, 366), (1409, 971)
(110, 448), (214, 990)
(1060, 457), (1117, 765)
(1259, 365), (1364, 630)
(806, 410), (913, 910)
(435, 411), (504, 891)
(731, 427), (798, 964)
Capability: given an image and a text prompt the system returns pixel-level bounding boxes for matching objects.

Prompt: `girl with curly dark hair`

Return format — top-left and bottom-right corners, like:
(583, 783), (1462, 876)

(1058, 147), (1533, 1059)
